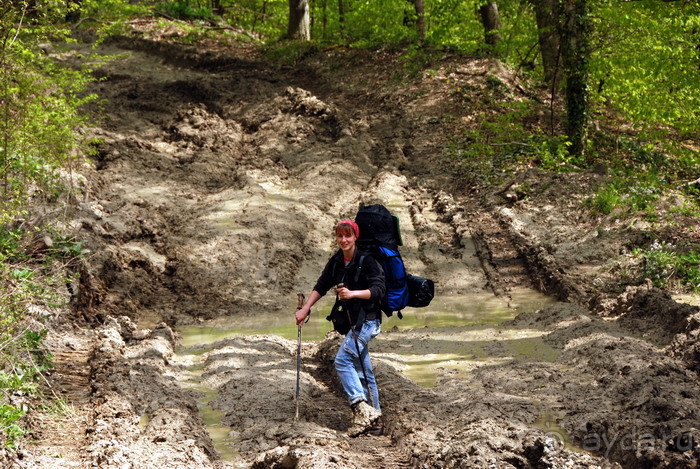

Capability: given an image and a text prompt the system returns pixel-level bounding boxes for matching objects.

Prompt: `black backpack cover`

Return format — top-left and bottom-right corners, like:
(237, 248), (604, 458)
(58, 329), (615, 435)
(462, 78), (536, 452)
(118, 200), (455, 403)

(355, 204), (402, 251)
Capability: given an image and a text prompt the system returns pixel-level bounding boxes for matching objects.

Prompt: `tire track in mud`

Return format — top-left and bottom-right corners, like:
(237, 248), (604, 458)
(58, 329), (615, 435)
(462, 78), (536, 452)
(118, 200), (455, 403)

(25, 330), (94, 468)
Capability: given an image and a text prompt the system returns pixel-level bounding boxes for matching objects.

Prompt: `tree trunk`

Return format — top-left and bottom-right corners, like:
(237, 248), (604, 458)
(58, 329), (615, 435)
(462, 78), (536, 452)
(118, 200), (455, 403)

(338, 0), (345, 36)
(558, 0), (591, 159)
(533, 0), (561, 87)
(211, 0), (223, 16)
(414, 0), (426, 42)
(479, 2), (501, 52)
(287, 0), (311, 40)
(321, 0), (327, 41)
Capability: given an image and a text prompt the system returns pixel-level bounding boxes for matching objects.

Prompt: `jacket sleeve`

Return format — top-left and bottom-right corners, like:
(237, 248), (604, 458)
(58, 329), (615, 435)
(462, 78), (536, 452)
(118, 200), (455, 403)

(364, 255), (386, 302)
(312, 253), (339, 297)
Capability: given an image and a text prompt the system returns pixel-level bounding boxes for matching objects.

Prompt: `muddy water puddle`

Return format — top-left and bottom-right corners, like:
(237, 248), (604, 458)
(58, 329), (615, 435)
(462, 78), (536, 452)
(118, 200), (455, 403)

(383, 330), (560, 388)
(535, 412), (583, 453)
(174, 287), (556, 460)
(372, 287), (558, 387)
(174, 348), (245, 464)
(178, 287), (553, 345)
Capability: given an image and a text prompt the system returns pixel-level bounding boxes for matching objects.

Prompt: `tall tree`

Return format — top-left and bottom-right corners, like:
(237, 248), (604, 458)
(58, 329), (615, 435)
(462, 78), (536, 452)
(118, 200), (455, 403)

(558, 0), (592, 158)
(211, 0), (224, 16)
(414, 0), (426, 42)
(338, 0), (346, 39)
(287, 0), (310, 40)
(532, 0), (561, 87)
(479, 2), (501, 53)
(403, 0), (426, 42)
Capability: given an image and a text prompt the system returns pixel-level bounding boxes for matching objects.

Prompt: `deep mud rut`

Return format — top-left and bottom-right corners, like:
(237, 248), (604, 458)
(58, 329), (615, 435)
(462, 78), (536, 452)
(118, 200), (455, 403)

(15, 26), (700, 469)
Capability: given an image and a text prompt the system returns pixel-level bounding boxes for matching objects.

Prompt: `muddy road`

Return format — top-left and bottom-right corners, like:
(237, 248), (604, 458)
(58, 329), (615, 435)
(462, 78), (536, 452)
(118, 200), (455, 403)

(17, 25), (700, 469)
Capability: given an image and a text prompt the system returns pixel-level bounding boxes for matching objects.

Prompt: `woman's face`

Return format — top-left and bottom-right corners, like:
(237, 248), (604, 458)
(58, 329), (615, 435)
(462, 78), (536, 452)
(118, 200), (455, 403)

(336, 229), (357, 253)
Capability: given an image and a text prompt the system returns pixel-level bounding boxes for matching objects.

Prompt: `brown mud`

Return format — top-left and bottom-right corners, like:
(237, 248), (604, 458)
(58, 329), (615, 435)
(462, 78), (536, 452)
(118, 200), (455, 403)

(9, 21), (700, 469)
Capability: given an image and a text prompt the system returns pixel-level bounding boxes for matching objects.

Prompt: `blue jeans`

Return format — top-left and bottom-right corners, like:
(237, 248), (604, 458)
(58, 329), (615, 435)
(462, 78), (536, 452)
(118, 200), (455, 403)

(334, 319), (381, 410)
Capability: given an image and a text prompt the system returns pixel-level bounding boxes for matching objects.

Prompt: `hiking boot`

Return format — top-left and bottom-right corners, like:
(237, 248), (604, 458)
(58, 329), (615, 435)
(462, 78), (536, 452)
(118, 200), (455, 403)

(348, 401), (381, 437)
(367, 416), (384, 436)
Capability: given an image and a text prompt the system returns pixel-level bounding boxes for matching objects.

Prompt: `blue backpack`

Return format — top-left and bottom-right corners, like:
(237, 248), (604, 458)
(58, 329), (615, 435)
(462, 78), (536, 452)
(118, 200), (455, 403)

(355, 205), (410, 318)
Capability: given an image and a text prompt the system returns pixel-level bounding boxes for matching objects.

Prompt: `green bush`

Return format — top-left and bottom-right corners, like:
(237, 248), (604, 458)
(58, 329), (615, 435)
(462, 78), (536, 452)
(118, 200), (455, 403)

(0, 226), (78, 449)
(586, 174), (664, 216)
(1, 8), (98, 224)
(262, 40), (320, 66)
(677, 251), (700, 292)
(589, 184), (621, 215)
(0, 404), (26, 450)
(1, 8), (93, 448)
(637, 240), (700, 291)
(158, 0), (214, 21)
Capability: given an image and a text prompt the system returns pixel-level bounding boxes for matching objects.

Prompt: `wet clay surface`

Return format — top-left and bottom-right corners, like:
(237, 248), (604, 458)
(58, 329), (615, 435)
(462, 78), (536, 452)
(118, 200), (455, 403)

(12, 22), (700, 469)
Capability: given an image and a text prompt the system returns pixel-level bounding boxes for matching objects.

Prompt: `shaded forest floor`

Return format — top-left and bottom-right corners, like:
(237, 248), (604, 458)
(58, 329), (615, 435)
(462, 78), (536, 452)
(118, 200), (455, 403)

(7, 20), (700, 469)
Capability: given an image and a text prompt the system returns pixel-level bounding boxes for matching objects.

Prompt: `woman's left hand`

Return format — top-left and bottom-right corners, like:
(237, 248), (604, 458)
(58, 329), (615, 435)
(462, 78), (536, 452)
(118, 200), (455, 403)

(336, 285), (354, 301)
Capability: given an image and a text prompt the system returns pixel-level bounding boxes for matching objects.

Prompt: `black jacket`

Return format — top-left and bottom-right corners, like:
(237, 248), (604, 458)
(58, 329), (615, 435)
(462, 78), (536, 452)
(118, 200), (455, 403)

(313, 249), (385, 325)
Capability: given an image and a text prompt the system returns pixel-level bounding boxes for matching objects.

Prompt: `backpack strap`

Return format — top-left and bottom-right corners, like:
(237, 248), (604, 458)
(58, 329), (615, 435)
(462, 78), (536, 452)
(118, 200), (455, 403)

(331, 252), (364, 287)
(353, 255), (365, 285)
(330, 250), (343, 284)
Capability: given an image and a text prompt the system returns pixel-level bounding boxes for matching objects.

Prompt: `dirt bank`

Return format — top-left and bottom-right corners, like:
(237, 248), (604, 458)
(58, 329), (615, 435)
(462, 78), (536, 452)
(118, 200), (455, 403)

(10, 22), (700, 469)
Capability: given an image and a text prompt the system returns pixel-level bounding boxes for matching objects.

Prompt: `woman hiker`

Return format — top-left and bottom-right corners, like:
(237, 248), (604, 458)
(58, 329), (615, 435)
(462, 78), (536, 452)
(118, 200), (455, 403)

(295, 219), (386, 437)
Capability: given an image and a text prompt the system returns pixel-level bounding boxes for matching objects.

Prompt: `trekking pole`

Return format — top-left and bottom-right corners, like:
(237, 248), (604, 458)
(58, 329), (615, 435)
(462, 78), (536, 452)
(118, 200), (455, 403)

(338, 283), (376, 409)
(294, 292), (306, 421)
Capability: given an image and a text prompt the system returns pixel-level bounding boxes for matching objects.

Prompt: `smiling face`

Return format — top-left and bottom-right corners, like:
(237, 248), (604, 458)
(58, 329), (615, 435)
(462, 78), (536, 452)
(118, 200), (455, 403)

(335, 223), (357, 257)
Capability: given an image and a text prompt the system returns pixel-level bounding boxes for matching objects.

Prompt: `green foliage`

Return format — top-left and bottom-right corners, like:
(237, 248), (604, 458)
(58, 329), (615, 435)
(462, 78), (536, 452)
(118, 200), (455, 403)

(261, 40), (320, 66)
(341, 0), (418, 47)
(53, 236), (87, 258)
(157, 1), (214, 21)
(0, 368), (39, 397)
(588, 184), (620, 215)
(0, 404), (26, 449)
(399, 45), (435, 76)
(0, 225), (83, 449)
(590, 0), (700, 137)
(220, 0), (286, 40)
(21, 329), (54, 370)
(677, 251), (700, 292)
(0, 16), (91, 451)
(79, 0), (152, 37)
(443, 97), (582, 184)
(535, 138), (576, 170)
(637, 240), (700, 291)
(586, 174), (663, 216)
(81, 0), (150, 19)
(0, 228), (23, 262)
(1, 3), (98, 225)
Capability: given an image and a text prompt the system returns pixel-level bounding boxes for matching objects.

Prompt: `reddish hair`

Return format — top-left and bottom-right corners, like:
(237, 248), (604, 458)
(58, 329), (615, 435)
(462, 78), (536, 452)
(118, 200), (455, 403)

(335, 219), (359, 238)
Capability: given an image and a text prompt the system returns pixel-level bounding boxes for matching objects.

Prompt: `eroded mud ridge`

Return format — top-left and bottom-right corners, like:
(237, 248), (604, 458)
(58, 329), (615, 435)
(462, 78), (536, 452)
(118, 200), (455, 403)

(17, 29), (700, 469)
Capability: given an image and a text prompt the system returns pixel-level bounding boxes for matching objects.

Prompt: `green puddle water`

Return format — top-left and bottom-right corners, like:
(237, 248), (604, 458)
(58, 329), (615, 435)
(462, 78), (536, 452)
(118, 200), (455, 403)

(174, 349), (243, 463)
(380, 325), (560, 388)
(179, 287), (553, 346)
(197, 388), (240, 462)
(535, 412), (586, 453)
(175, 287), (558, 461)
